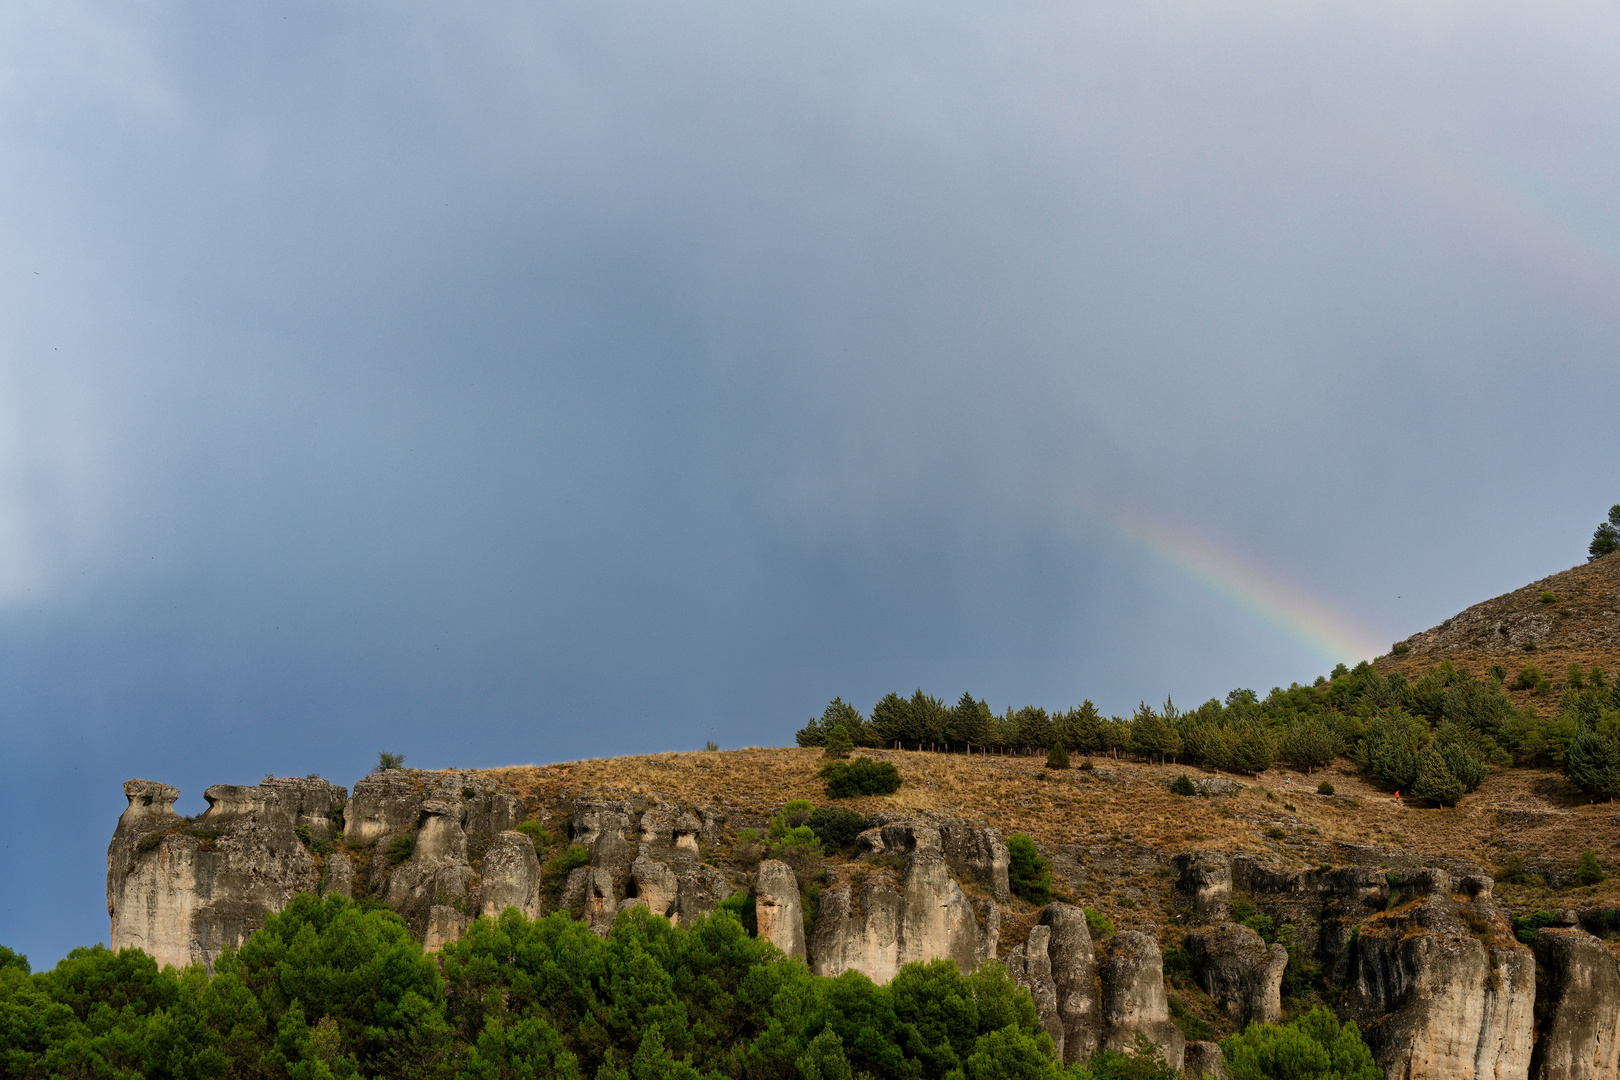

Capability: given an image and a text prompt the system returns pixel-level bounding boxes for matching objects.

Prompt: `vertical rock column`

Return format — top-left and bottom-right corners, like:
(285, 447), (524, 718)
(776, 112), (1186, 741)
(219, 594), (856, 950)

(755, 860), (806, 960)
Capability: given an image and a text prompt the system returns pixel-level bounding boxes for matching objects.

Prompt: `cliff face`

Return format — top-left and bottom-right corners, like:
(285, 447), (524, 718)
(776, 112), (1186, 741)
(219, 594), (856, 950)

(106, 772), (1620, 1079)
(107, 779), (338, 972)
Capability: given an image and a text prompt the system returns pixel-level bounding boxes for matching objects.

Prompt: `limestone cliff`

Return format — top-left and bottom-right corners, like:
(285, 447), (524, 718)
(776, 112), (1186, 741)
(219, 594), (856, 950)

(107, 779), (340, 972)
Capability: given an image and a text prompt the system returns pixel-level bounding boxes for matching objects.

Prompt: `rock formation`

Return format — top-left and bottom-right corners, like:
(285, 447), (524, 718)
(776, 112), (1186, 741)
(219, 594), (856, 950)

(755, 859), (806, 960)
(1182, 922), (1287, 1027)
(480, 832), (544, 920)
(1344, 870), (1534, 1080)
(1184, 1040), (1225, 1079)
(1003, 904), (1097, 1063)
(1529, 927), (1620, 1080)
(1100, 931), (1185, 1072)
(107, 779), (333, 972)
(809, 819), (1000, 983)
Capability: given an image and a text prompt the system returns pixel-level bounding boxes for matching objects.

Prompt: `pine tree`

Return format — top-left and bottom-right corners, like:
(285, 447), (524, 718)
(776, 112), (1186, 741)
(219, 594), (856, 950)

(1564, 719), (1620, 801)
(1589, 504), (1620, 561)
(823, 724), (853, 759)
(1412, 748), (1463, 806)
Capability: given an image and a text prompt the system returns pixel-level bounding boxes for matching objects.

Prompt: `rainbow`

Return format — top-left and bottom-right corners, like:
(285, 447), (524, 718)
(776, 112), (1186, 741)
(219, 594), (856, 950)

(1108, 511), (1387, 668)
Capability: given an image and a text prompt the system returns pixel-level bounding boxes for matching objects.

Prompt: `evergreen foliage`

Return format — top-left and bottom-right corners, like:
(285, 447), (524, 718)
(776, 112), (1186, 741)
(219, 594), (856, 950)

(1006, 834), (1053, 905)
(1412, 748), (1464, 807)
(1588, 504), (1620, 561)
(1220, 1006), (1380, 1080)
(1046, 743), (1071, 770)
(819, 757), (902, 798)
(804, 808), (867, 853)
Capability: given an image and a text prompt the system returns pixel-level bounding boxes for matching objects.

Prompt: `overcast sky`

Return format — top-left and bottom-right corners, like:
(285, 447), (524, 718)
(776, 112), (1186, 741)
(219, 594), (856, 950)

(4, 1), (1619, 965)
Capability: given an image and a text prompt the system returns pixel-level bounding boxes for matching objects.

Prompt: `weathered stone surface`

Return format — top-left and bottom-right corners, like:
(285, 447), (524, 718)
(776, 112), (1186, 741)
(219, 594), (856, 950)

(1184, 1040), (1226, 1078)
(1346, 872), (1534, 1080)
(1101, 931), (1185, 1072)
(344, 770), (425, 846)
(571, 800), (640, 870)
(809, 848), (996, 983)
(1192, 778), (1242, 797)
(675, 864), (733, 925)
(1172, 853), (1232, 919)
(424, 905), (469, 951)
(631, 855), (681, 920)
(260, 777), (348, 840)
(560, 866), (620, 935)
(859, 815), (1010, 901)
(1183, 923), (1287, 1027)
(1529, 927), (1620, 1080)
(322, 852), (354, 899)
(1004, 904), (1097, 1063)
(755, 859), (806, 960)
(108, 780), (317, 972)
(480, 832), (543, 919)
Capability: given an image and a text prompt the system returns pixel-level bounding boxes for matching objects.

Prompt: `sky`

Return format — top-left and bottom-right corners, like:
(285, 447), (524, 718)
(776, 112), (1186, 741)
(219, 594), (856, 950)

(3, 1), (1620, 966)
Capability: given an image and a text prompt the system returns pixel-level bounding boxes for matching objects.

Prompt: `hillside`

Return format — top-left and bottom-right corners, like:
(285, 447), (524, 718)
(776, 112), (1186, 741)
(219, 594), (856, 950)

(1379, 549), (1620, 714)
(482, 745), (1620, 934)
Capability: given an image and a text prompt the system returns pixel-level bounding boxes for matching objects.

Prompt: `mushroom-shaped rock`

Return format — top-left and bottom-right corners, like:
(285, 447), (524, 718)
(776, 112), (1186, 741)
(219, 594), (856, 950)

(481, 832), (543, 919)
(755, 859), (806, 960)
(1529, 927), (1620, 1080)
(120, 780), (181, 824)
(1183, 922), (1288, 1026)
(1100, 931), (1185, 1072)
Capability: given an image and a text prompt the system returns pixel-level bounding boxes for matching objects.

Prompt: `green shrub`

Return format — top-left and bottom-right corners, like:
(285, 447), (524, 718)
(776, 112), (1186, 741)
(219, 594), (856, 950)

(1316, 780), (1335, 795)
(1578, 849), (1608, 886)
(1488, 664), (1507, 684)
(1085, 907), (1115, 939)
(542, 844), (591, 893)
(704, 740), (719, 752)
(823, 724), (854, 759)
(1495, 852), (1530, 885)
(386, 831), (416, 866)
(1046, 743), (1071, 769)
(1080, 759), (1095, 771)
(1525, 641), (1540, 652)
(1392, 642), (1410, 655)
(515, 819), (549, 849)
(1006, 833), (1052, 905)
(1085, 1033), (1181, 1080)
(1513, 910), (1559, 943)
(1534, 678), (1553, 696)
(1540, 591), (1558, 604)
(1221, 1005), (1379, 1080)
(1568, 665), (1586, 691)
(1412, 748), (1464, 806)
(805, 807), (868, 852)
(820, 756), (902, 798)
(1514, 664), (1542, 691)
(375, 751), (405, 773)
(1170, 774), (1196, 797)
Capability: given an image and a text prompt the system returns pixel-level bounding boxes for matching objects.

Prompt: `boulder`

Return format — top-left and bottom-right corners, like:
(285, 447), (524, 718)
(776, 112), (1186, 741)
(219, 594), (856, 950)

(1100, 931), (1186, 1072)
(755, 859), (806, 960)
(1183, 923), (1287, 1026)
(480, 832), (543, 919)
(675, 864), (733, 925)
(1529, 927), (1620, 1080)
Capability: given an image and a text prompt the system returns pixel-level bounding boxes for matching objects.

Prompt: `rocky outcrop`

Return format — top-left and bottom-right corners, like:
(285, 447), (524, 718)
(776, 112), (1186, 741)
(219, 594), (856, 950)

(561, 866), (622, 935)
(108, 780), (317, 972)
(1003, 904), (1097, 1063)
(1529, 928), (1620, 1080)
(322, 852), (354, 899)
(480, 832), (544, 919)
(858, 817), (1010, 901)
(1345, 871), (1534, 1080)
(260, 777), (347, 840)
(1172, 852), (1232, 919)
(755, 860), (806, 960)
(810, 825), (998, 984)
(344, 770), (426, 846)
(1183, 922), (1287, 1027)
(1184, 1041), (1225, 1079)
(1100, 931), (1185, 1072)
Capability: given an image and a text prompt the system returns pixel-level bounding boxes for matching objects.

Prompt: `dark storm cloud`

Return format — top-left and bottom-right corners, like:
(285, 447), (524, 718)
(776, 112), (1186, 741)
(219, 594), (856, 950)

(3, 0), (1619, 961)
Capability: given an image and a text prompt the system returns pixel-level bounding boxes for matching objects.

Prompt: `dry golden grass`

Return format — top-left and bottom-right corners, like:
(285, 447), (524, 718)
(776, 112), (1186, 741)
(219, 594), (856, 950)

(458, 745), (1620, 925)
